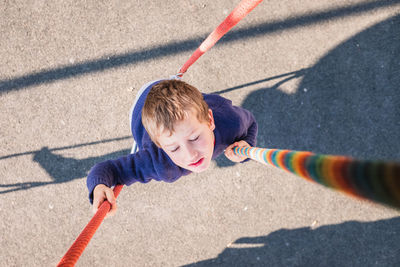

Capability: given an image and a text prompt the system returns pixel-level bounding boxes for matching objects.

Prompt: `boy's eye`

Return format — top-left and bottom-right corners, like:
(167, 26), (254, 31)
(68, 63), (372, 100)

(170, 147), (179, 153)
(190, 136), (199, 142)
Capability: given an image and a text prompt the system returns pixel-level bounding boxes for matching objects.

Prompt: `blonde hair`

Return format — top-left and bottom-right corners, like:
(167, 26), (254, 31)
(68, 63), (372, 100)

(142, 79), (209, 146)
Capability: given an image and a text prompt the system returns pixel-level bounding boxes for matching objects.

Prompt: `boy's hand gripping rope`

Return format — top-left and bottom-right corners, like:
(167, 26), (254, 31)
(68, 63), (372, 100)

(57, 1), (263, 266)
(234, 146), (400, 209)
(57, 185), (123, 267)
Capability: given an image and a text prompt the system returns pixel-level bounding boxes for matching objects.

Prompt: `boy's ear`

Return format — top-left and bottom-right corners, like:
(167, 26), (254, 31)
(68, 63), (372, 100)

(208, 109), (215, 131)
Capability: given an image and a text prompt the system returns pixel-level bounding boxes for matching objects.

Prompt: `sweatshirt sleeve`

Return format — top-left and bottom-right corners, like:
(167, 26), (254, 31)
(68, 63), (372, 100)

(86, 144), (189, 204)
(221, 102), (257, 148)
(228, 105), (258, 163)
(236, 106), (258, 147)
(206, 93), (258, 160)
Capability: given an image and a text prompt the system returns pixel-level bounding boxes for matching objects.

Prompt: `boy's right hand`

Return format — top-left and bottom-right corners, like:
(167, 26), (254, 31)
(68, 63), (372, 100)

(92, 184), (117, 217)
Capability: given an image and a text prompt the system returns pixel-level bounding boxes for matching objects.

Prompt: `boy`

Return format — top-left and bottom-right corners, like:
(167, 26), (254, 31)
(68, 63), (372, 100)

(87, 79), (257, 216)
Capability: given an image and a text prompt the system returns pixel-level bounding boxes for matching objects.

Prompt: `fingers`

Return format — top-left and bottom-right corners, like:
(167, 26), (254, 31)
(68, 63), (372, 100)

(225, 150), (242, 163)
(105, 189), (117, 217)
(224, 143), (236, 159)
(225, 141), (250, 162)
(92, 186), (105, 214)
(237, 140), (250, 148)
(92, 184), (117, 217)
(92, 197), (101, 214)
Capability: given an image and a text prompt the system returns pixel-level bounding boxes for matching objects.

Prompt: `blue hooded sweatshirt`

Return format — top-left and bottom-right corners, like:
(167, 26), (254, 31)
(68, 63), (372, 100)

(87, 80), (258, 203)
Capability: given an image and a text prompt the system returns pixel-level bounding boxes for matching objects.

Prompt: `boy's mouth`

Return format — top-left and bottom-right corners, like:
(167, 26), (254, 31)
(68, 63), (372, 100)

(189, 158), (204, 167)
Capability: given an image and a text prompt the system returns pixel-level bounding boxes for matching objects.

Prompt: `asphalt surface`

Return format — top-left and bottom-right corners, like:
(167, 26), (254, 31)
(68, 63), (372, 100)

(1, 1), (400, 266)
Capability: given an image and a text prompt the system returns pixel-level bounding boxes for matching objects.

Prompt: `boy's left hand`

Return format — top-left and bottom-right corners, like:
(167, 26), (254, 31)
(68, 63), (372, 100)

(224, 140), (250, 163)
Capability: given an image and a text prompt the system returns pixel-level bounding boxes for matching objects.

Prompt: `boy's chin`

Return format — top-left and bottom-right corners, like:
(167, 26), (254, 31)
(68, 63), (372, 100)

(188, 161), (210, 173)
(191, 167), (207, 173)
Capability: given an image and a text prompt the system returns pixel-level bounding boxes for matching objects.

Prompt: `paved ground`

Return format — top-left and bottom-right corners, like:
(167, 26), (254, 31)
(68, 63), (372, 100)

(1, 0), (400, 266)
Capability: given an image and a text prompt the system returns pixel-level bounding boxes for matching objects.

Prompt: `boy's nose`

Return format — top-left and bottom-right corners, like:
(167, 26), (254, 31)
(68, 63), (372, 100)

(185, 145), (198, 161)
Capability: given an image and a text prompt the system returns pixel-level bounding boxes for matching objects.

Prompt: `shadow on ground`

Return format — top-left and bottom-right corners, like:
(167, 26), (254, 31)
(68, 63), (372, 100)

(2, 11), (399, 195)
(1, 0), (398, 94)
(184, 216), (400, 266)
(0, 147), (130, 194)
(3, 14), (399, 192)
(216, 13), (400, 168)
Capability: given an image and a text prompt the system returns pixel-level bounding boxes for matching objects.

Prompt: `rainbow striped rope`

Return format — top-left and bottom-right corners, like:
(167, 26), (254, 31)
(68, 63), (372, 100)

(234, 147), (400, 209)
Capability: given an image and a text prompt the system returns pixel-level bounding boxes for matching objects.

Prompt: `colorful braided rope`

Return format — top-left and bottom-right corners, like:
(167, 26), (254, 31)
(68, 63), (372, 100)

(234, 147), (400, 209)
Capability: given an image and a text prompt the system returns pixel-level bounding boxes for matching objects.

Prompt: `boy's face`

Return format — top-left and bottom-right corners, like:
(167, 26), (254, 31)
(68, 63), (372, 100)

(158, 109), (215, 173)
